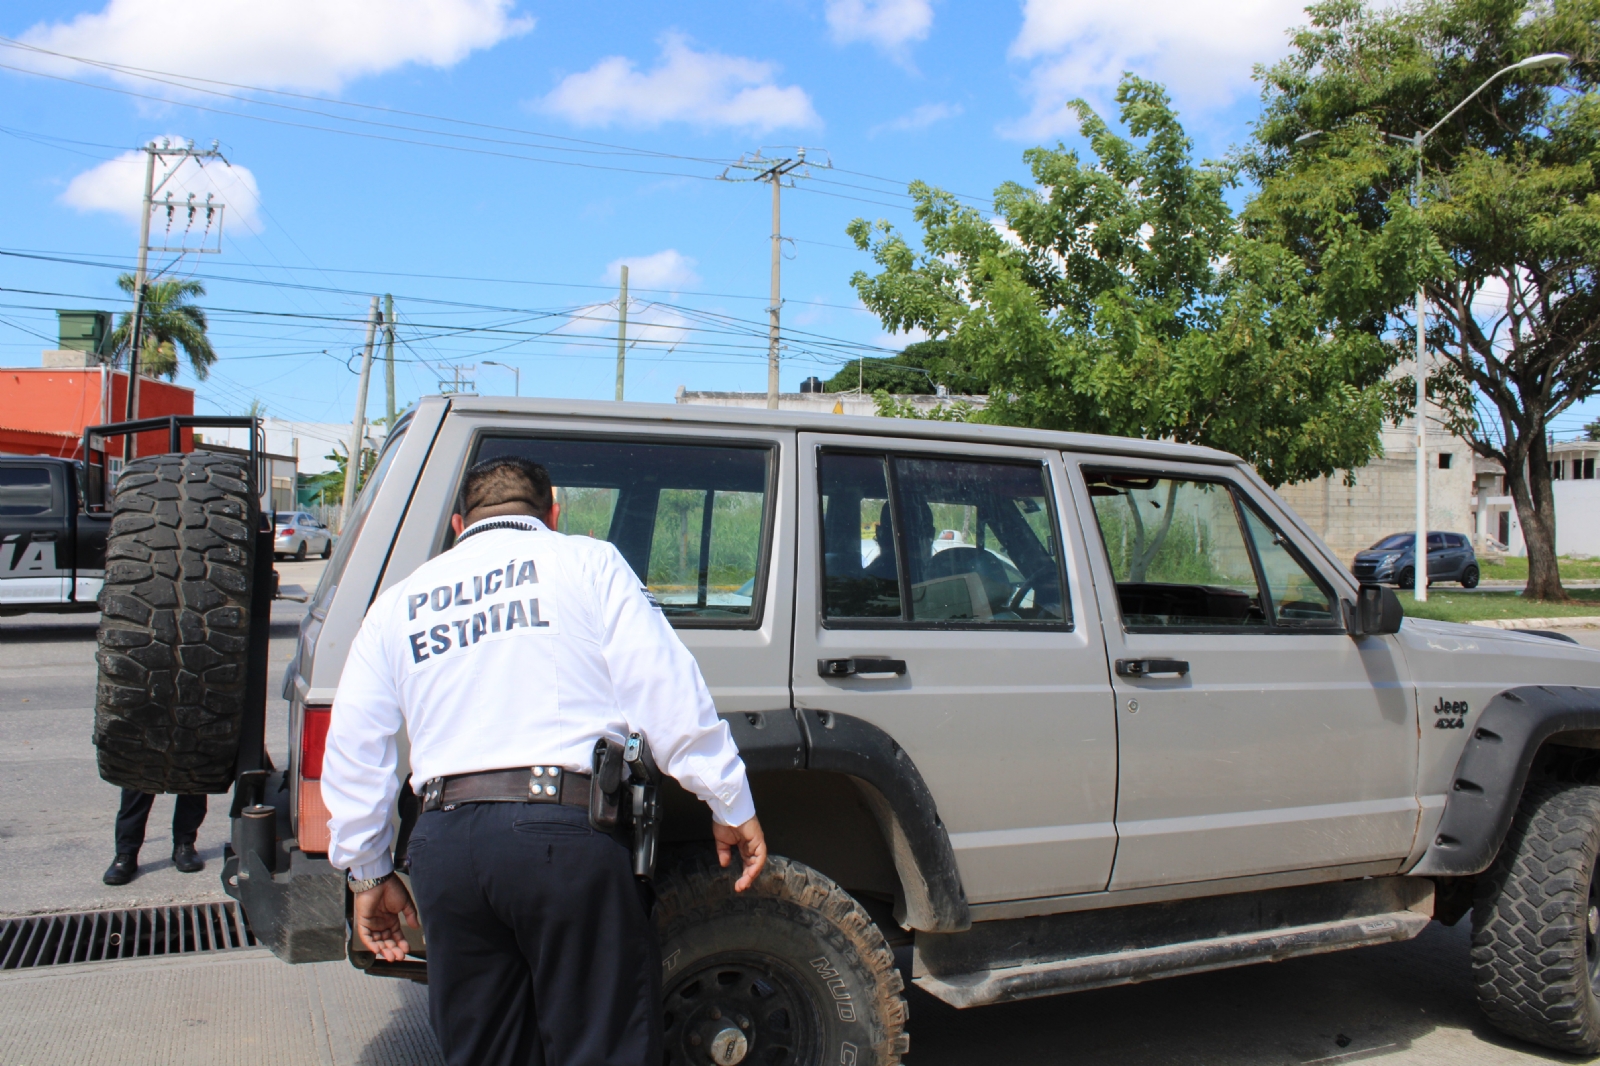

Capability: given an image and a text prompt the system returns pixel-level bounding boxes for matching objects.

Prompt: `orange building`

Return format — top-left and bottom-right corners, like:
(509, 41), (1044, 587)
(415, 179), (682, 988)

(0, 366), (194, 462)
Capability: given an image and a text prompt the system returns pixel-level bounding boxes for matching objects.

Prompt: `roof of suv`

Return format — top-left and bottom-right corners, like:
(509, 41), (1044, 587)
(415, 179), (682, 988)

(438, 395), (1243, 465)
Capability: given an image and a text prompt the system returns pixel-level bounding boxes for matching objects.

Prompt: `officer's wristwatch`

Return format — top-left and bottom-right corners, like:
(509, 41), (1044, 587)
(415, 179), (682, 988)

(347, 871), (393, 894)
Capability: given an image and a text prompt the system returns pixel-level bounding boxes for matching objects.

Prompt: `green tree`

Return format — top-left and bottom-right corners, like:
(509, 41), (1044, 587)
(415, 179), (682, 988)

(108, 273), (217, 381)
(823, 340), (983, 395)
(847, 77), (1398, 487)
(1248, 0), (1599, 599)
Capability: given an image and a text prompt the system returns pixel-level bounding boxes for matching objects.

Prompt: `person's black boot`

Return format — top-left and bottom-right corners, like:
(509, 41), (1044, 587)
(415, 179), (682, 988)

(103, 853), (138, 885)
(172, 843), (204, 874)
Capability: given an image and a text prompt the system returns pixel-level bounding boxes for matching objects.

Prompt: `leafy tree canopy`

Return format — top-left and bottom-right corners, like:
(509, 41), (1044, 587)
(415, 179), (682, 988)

(1248, 0), (1599, 598)
(847, 77), (1398, 487)
(822, 340), (984, 395)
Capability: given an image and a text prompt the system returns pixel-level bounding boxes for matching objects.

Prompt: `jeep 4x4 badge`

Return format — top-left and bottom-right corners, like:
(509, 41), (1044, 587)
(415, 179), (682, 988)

(1433, 697), (1469, 730)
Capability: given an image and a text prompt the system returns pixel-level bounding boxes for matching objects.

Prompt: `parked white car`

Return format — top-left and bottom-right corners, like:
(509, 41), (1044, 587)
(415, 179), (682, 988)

(273, 512), (332, 560)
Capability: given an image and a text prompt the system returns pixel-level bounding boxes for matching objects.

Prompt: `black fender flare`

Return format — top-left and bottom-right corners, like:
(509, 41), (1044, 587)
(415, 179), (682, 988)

(716, 708), (970, 932)
(793, 709), (970, 933)
(1410, 685), (1600, 877)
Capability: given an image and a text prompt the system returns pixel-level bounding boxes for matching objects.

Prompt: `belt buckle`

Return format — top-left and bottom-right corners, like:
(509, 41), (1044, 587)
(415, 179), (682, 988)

(528, 765), (562, 803)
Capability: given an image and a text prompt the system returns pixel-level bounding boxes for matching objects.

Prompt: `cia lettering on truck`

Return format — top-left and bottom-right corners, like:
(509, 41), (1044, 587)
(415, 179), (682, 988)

(403, 558), (555, 668)
(1433, 696), (1469, 730)
(0, 535), (57, 575)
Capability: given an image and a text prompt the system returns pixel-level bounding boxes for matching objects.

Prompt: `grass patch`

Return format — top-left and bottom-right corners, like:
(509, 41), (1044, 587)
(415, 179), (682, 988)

(1481, 556), (1600, 582)
(1398, 590), (1600, 624)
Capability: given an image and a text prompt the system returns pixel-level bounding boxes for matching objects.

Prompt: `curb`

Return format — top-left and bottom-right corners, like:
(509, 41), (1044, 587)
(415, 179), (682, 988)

(1467, 616), (1600, 630)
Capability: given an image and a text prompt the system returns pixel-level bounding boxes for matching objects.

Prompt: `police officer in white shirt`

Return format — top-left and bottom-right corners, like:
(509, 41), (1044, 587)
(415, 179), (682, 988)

(322, 456), (767, 1066)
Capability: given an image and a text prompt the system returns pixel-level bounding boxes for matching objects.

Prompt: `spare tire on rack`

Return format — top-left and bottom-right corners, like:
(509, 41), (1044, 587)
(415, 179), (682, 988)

(93, 451), (257, 794)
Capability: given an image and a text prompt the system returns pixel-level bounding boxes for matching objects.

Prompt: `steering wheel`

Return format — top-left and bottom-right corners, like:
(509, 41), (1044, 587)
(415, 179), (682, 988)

(1007, 565), (1059, 615)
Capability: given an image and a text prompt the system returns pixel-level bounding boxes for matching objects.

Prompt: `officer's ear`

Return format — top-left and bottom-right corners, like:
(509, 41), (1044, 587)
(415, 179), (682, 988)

(450, 513), (465, 536)
(546, 501), (560, 531)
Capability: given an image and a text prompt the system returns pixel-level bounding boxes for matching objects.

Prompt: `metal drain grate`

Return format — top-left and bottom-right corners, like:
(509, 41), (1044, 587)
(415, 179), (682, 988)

(0, 901), (257, 970)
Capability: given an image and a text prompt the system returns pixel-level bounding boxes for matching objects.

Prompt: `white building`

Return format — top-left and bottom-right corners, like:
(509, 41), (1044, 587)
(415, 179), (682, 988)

(1473, 440), (1600, 557)
(196, 418), (384, 477)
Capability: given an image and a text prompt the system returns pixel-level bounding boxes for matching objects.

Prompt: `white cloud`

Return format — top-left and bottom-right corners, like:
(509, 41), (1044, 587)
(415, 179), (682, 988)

(605, 249), (700, 291)
(870, 102), (962, 135)
(560, 300), (692, 351)
(61, 141), (264, 236)
(1005, 0), (1307, 136)
(19, 0), (531, 92)
(826, 0), (934, 52)
(537, 34), (819, 132)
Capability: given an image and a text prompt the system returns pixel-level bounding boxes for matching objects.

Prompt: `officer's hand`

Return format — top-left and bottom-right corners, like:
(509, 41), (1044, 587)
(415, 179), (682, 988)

(354, 875), (418, 963)
(712, 816), (767, 892)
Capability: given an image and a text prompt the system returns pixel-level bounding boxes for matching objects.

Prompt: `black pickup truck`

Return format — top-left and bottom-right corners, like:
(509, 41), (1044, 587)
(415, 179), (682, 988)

(0, 454), (110, 616)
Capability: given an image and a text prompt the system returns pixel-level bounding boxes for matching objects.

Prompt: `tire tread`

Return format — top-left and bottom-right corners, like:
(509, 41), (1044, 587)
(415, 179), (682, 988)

(1472, 779), (1600, 1054)
(92, 452), (255, 794)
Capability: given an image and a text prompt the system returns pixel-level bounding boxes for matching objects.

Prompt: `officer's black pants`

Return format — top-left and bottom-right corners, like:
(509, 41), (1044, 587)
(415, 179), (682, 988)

(115, 790), (206, 856)
(407, 801), (660, 1066)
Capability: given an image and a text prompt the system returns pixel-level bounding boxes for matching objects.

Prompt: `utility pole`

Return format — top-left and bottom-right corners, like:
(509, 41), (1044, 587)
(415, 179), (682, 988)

(342, 296), (381, 525)
(122, 138), (228, 461)
(615, 264), (629, 402)
(383, 293), (396, 427)
(723, 148), (830, 409)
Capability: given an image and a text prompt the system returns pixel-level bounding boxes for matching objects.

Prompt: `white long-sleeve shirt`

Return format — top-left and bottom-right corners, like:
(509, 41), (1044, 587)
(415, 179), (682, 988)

(323, 514), (755, 880)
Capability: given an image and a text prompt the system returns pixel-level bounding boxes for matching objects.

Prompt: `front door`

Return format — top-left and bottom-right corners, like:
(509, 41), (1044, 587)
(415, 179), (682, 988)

(791, 433), (1119, 905)
(0, 464), (70, 606)
(1066, 458), (1418, 891)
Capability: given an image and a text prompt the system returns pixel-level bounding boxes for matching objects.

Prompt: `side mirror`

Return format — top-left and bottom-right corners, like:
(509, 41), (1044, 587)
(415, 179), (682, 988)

(1347, 583), (1403, 636)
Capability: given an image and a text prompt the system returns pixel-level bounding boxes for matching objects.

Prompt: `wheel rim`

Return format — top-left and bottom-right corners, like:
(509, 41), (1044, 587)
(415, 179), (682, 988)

(663, 951), (821, 1066)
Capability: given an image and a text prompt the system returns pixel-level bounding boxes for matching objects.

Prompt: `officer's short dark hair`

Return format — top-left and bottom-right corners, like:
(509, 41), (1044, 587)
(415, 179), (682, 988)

(460, 456), (554, 518)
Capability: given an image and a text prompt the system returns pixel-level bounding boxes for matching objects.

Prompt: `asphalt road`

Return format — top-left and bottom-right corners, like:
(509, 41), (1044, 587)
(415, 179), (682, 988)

(2, 573), (1597, 1064)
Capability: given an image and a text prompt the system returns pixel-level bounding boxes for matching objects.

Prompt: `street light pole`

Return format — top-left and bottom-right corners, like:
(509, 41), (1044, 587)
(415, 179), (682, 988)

(481, 360), (520, 397)
(1298, 56), (1570, 601)
(1405, 52), (1567, 603)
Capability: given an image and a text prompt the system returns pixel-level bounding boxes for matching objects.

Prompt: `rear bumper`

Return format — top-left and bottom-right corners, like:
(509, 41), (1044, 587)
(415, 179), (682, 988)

(222, 842), (346, 964)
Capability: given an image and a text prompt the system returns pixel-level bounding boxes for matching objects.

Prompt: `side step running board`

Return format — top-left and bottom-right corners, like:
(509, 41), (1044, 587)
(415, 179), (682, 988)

(915, 908), (1430, 1009)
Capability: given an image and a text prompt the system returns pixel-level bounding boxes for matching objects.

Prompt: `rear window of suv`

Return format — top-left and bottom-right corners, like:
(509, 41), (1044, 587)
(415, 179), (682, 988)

(474, 436), (774, 627)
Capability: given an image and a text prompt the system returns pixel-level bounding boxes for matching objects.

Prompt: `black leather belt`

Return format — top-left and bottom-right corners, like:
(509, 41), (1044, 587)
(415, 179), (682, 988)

(419, 766), (592, 812)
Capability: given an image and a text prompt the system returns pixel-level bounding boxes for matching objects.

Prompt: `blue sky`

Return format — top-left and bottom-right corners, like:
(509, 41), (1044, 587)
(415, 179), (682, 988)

(7, 0), (1583, 440)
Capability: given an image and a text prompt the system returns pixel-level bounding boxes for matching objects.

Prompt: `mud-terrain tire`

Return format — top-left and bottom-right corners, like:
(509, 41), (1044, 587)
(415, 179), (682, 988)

(93, 452), (256, 794)
(1472, 780), (1600, 1054)
(654, 851), (908, 1066)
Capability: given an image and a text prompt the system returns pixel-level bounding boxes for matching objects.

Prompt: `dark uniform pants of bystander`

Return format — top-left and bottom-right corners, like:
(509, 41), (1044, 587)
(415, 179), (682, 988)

(407, 801), (662, 1066)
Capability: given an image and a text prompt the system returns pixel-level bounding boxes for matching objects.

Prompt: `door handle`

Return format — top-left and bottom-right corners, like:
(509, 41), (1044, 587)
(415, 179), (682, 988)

(1115, 658), (1189, 678)
(818, 658), (907, 679)
(30, 531), (60, 541)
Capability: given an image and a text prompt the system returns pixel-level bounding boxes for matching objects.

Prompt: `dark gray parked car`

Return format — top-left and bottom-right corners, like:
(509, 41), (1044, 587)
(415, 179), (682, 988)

(1352, 531), (1480, 588)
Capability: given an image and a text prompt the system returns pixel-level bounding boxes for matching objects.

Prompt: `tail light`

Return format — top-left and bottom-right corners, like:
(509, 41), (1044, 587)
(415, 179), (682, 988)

(296, 703), (332, 853)
(280, 528), (296, 536)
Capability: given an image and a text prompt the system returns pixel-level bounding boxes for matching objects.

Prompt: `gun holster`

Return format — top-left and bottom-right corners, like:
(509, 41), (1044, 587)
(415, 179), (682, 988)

(589, 738), (624, 831)
(588, 733), (662, 880)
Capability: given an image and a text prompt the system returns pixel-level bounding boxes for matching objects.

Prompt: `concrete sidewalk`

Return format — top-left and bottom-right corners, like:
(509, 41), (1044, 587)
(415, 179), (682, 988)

(0, 951), (442, 1066)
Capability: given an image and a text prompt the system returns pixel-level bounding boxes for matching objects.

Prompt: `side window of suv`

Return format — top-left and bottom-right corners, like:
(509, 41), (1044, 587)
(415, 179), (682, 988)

(1085, 470), (1338, 630)
(820, 451), (1068, 626)
(475, 436), (773, 626)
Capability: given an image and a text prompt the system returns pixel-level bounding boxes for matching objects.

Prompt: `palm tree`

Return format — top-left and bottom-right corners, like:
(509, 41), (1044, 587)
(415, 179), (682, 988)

(109, 273), (217, 381)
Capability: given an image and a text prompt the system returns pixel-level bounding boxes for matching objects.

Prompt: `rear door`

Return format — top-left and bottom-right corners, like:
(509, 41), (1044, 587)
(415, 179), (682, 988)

(380, 416), (796, 720)
(0, 463), (70, 606)
(791, 432), (1118, 904)
(1068, 457), (1417, 891)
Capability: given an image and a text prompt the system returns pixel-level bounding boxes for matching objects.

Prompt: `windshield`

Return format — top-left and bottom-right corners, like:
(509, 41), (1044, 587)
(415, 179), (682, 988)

(1370, 534), (1413, 551)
